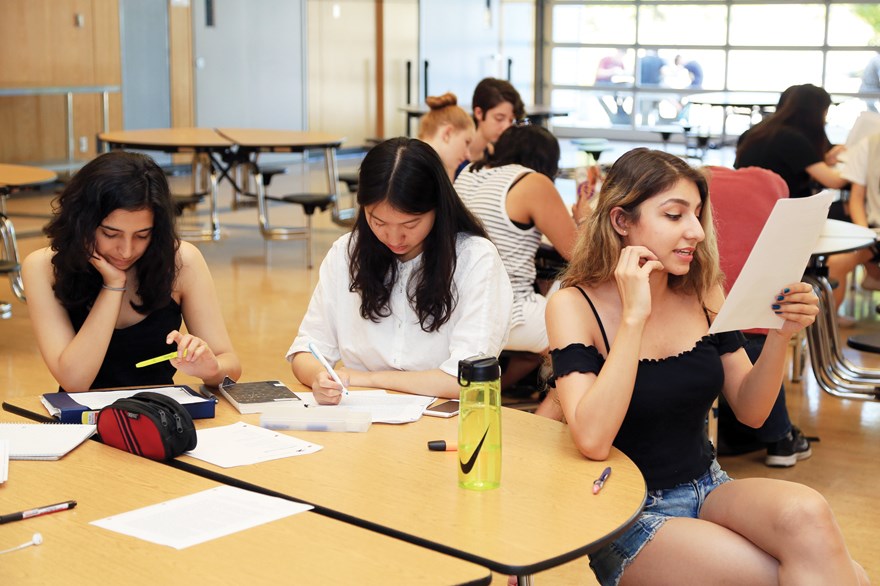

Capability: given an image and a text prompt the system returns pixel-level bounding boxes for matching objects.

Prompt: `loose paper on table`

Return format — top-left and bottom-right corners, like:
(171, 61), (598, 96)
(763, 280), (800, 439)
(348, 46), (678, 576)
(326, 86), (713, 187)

(185, 422), (322, 468)
(294, 390), (435, 424)
(91, 485), (312, 549)
(709, 190), (833, 334)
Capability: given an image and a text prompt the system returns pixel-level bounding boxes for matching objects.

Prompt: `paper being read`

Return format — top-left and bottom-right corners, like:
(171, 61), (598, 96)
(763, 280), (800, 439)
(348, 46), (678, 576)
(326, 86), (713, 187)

(709, 190), (833, 334)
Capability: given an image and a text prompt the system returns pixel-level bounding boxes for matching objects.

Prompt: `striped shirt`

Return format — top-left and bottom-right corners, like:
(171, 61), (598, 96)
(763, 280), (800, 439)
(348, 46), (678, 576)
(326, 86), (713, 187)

(455, 163), (543, 328)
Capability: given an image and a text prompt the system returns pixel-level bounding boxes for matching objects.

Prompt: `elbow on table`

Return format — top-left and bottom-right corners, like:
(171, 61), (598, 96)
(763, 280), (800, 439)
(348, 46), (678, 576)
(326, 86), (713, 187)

(572, 433), (613, 461)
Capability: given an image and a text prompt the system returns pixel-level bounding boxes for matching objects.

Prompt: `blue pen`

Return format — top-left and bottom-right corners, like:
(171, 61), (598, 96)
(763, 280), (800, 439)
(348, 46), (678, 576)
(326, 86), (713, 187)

(307, 342), (350, 396)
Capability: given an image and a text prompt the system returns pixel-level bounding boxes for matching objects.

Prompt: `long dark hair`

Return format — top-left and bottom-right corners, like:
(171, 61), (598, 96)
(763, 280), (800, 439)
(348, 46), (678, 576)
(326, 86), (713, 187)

(737, 83), (832, 160)
(349, 138), (488, 332)
(469, 124), (560, 179)
(44, 150), (179, 313)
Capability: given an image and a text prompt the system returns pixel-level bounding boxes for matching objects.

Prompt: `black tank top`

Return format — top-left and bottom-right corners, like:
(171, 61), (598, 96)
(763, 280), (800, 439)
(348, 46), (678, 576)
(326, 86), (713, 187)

(550, 287), (746, 490)
(65, 299), (183, 391)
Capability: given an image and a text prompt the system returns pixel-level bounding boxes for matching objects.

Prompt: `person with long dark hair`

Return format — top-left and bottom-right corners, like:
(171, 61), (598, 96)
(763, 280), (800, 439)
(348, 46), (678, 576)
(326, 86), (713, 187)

(454, 124), (588, 409)
(288, 138), (512, 403)
(735, 83), (847, 198)
(22, 151), (241, 392)
(546, 148), (866, 585)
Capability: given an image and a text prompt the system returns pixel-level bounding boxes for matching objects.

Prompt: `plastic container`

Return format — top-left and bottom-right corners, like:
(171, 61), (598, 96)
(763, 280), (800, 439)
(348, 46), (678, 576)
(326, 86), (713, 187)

(457, 355), (502, 490)
(259, 405), (371, 432)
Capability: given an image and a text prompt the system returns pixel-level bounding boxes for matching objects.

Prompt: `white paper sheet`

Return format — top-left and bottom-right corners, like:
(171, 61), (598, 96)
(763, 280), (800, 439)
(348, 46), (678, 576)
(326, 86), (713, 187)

(709, 190), (834, 334)
(91, 485), (312, 549)
(185, 422), (322, 468)
(0, 439), (8, 484)
(56, 387), (204, 410)
(294, 391), (434, 424)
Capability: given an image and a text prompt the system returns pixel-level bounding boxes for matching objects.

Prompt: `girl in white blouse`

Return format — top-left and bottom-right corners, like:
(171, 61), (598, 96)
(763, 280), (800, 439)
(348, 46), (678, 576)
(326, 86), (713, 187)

(287, 138), (513, 404)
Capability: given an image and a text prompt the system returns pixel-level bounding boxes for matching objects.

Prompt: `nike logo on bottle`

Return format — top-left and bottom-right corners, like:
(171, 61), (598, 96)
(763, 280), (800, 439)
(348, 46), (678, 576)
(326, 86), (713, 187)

(459, 426), (490, 474)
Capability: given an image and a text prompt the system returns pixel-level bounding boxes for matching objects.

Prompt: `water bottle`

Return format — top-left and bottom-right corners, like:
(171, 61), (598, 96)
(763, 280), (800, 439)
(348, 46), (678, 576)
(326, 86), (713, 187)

(457, 355), (502, 490)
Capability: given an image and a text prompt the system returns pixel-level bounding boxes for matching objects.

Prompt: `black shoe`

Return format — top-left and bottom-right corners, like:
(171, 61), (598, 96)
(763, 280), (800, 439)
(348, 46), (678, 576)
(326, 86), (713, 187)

(765, 426), (812, 467)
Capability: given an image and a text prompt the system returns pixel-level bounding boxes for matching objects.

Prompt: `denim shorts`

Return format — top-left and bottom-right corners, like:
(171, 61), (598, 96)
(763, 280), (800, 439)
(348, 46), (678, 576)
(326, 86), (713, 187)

(588, 459), (732, 586)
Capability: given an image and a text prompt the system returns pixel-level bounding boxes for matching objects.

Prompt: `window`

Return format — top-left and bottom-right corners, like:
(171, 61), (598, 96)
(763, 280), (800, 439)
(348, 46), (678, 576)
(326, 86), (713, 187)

(545, 0), (880, 139)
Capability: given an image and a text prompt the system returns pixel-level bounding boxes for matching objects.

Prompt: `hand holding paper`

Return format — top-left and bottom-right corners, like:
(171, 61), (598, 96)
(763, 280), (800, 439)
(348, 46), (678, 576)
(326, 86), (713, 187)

(709, 191), (832, 334)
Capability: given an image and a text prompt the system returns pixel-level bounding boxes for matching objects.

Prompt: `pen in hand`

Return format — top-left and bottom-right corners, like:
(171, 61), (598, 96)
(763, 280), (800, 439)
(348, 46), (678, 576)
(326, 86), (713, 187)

(592, 466), (612, 495)
(135, 349), (187, 368)
(0, 500), (77, 525)
(307, 342), (350, 396)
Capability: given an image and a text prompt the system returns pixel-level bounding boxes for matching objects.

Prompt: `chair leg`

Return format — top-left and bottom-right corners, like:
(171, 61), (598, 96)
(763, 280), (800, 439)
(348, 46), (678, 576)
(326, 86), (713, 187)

(305, 213), (314, 269)
(0, 215), (25, 318)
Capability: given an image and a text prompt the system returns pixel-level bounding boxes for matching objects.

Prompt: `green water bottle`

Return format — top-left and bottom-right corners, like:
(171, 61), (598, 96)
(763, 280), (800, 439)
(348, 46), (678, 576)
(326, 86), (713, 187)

(457, 355), (502, 490)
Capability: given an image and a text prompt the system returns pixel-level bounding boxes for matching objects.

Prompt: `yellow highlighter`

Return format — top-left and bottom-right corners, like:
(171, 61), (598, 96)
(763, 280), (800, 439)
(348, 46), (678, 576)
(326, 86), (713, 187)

(135, 349), (186, 368)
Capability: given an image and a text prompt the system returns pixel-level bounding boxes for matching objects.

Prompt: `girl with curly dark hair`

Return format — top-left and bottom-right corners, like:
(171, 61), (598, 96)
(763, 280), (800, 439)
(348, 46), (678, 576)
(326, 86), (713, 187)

(22, 150), (240, 391)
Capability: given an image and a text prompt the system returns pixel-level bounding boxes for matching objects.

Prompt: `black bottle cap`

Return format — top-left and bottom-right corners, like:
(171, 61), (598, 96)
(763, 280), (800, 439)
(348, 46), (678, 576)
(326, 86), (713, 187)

(457, 355), (500, 386)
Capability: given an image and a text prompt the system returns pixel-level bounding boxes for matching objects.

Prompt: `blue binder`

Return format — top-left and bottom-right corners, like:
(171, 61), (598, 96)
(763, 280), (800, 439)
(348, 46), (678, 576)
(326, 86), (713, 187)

(41, 386), (216, 424)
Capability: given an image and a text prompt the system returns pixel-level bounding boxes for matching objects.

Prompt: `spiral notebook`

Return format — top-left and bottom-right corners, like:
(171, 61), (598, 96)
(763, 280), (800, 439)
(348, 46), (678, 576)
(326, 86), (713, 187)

(0, 423), (96, 461)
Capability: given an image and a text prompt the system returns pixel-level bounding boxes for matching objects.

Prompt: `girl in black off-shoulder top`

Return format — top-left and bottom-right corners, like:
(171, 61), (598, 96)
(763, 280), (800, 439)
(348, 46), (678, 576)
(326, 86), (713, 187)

(542, 148), (866, 586)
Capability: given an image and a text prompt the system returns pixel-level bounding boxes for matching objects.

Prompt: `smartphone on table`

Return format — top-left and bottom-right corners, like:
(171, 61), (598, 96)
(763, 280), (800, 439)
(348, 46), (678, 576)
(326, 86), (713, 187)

(424, 399), (460, 418)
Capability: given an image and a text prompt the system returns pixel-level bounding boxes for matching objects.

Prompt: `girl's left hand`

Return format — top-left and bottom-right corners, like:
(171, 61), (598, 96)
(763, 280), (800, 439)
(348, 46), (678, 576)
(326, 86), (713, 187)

(165, 330), (220, 380)
(771, 282), (819, 336)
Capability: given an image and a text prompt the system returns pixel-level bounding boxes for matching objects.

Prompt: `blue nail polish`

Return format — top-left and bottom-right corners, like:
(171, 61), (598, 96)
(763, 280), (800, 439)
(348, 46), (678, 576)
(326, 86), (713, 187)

(783, 288), (791, 293)
(772, 304), (781, 310)
(774, 310), (782, 315)
(776, 295), (784, 301)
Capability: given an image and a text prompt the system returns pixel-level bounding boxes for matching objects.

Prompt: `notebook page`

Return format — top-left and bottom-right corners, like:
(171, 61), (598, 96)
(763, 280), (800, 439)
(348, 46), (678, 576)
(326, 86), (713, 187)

(0, 423), (96, 461)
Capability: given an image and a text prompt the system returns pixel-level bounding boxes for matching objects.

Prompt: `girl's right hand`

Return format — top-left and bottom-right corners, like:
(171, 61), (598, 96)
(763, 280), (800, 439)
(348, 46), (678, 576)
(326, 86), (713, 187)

(312, 369), (350, 405)
(614, 245), (664, 323)
(89, 252), (127, 289)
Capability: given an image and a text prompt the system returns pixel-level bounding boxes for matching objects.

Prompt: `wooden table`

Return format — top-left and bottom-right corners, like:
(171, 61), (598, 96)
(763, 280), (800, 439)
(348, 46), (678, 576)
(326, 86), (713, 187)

(802, 219), (880, 400)
(191, 401), (645, 584)
(215, 129), (348, 267)
(5, 394), (646, 585)
(98, 129), (235, 241)
(0, 416), (491, 585)
(0, 164), (58, 317)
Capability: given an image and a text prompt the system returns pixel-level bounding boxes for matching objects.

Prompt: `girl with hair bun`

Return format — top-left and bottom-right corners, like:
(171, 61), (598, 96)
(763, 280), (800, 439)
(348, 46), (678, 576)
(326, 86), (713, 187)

(418, 92), (475, 180)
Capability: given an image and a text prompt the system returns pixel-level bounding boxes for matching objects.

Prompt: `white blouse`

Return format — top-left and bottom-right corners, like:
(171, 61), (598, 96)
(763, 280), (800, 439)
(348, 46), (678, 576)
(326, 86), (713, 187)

(287, 232), (512, 377)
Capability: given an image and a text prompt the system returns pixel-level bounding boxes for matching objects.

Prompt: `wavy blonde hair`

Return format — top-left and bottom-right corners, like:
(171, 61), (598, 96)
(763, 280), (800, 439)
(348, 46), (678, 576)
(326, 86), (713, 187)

(418, 93), (474, 139)
(562, 148), (722, 303)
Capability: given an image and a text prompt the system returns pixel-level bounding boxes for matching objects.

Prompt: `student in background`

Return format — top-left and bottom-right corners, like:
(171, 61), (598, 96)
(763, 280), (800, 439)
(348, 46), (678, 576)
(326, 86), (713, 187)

(288, 138), (512, 403)
(417, 92), (475, 181)
(464, 78), (525, 173)
(455, 125), (588, 413)
(735, 84), (847, 199)
(708, 165), (813, 467)
(546, 148), (866, 585)
(838, 132), (880, 292)
(22, 151), (241, 392)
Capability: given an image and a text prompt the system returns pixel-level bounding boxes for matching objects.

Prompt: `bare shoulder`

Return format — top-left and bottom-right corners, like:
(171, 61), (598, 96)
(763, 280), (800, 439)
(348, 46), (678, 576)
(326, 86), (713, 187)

(547, 284), (599, 325)
(704, 283), (725, 317)
(22, 246), (54, 275)
(176, 240), (205, 264)
(510, 172), (557, 199)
